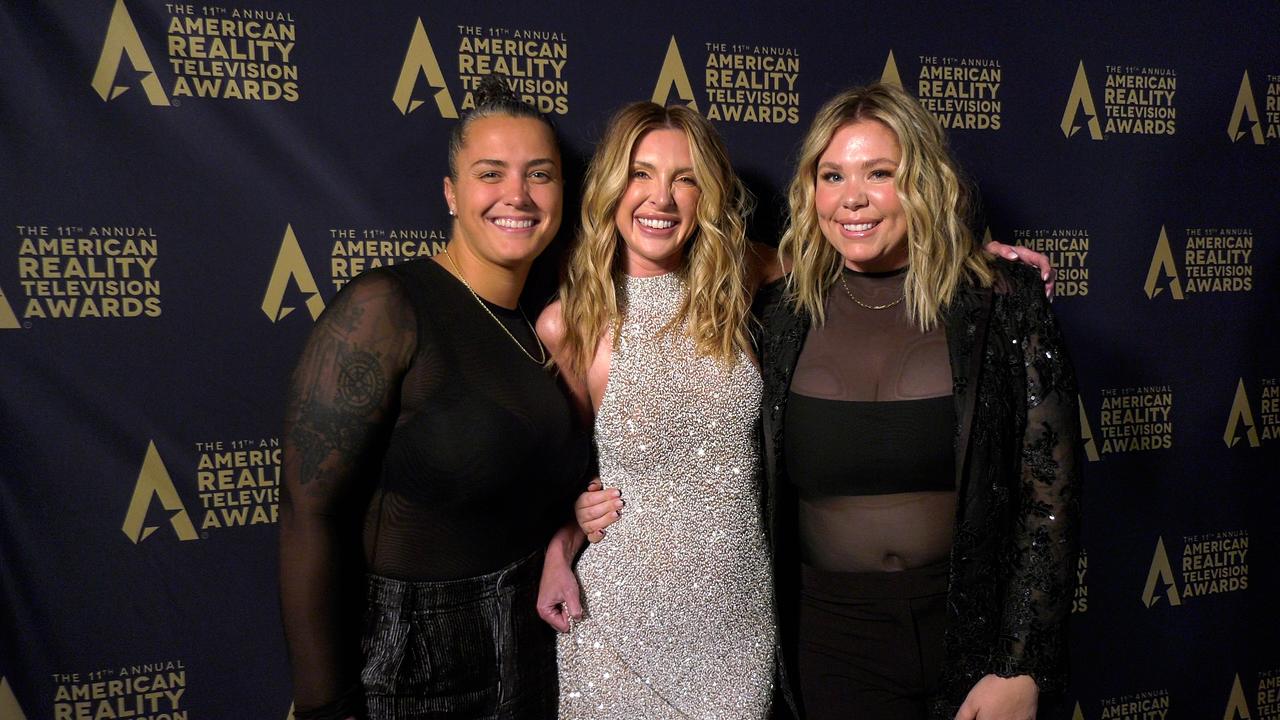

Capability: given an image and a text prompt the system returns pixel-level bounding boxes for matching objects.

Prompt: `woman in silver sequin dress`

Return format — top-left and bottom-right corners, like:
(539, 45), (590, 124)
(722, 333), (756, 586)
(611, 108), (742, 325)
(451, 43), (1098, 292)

(534, 103), (776, 719)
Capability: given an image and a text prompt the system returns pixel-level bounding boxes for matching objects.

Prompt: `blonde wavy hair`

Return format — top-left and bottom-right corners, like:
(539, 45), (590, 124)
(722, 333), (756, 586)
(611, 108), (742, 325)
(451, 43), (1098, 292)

(558, 102), (754, 377)
(779, 83), (992, 329)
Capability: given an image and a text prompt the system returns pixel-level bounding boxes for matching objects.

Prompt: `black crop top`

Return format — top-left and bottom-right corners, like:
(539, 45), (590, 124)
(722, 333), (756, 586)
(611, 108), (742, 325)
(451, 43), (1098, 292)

(784, 394), (954, 496)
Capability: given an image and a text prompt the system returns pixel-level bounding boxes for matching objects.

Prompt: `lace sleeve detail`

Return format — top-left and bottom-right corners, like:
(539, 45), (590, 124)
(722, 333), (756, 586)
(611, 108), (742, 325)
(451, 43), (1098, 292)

(991, 268), (1082, 692)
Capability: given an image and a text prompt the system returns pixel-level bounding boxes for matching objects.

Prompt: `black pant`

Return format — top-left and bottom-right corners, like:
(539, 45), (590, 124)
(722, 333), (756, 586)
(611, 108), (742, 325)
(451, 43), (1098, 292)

(796, 562), (949, 720)
(361, 551), (556, 719)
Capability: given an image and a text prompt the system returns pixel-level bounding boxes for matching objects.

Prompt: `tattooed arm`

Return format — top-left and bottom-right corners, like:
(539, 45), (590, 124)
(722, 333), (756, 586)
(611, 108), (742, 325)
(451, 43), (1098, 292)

(278, 272), (416, 719)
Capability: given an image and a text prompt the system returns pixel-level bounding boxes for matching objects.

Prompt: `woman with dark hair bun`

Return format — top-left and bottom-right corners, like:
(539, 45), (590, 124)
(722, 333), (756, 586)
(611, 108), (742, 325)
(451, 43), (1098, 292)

(278, 75), (588, 719)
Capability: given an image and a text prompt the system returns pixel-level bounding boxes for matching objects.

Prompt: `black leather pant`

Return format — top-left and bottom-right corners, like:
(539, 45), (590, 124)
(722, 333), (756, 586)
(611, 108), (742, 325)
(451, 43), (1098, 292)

(362, 550), (557, 719)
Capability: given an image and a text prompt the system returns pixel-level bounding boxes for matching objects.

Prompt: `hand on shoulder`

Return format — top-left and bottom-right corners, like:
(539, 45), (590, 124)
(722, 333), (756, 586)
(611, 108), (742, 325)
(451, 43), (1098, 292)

(983, 239), (1055, 298)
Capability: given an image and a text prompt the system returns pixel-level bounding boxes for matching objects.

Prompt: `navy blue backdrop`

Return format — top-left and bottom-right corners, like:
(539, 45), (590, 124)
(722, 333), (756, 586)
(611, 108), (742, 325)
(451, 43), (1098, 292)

(2, 2), (1277, 718)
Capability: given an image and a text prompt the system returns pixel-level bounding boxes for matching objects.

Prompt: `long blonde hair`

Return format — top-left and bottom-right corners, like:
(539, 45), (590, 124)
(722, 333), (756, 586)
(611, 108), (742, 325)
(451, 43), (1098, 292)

(779, 83), (992, 328)
(558, 102), (753, 377)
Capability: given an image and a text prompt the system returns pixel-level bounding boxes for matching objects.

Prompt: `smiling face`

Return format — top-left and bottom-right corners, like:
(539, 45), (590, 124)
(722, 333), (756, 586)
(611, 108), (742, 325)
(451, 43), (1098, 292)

(814, 120), (909, 273)
(443, 115), (562, 269)
(613, 128), (701, 277)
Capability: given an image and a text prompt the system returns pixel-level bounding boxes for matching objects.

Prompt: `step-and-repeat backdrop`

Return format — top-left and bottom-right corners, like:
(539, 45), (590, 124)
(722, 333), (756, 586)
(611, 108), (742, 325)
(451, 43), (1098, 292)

(2, 2), (1277, 718)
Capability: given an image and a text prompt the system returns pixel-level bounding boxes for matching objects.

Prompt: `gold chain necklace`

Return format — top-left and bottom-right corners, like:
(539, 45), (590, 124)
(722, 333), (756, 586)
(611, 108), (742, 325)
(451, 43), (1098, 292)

(838, 273), (905, 310)
(442, 247), (547, 364)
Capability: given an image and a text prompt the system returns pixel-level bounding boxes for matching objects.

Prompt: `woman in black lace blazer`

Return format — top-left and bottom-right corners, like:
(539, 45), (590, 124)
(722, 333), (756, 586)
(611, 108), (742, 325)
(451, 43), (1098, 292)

(757, 83), (1081, 720)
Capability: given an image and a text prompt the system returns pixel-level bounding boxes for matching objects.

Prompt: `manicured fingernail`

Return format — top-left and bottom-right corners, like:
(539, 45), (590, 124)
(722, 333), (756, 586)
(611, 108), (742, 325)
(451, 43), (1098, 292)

(1005, 251), (1018, 259)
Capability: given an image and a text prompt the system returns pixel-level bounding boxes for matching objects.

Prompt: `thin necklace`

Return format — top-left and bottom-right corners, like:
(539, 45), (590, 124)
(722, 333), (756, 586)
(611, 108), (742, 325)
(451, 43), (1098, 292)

(442, 247), (547, 364)
(838, 273), (905, 310)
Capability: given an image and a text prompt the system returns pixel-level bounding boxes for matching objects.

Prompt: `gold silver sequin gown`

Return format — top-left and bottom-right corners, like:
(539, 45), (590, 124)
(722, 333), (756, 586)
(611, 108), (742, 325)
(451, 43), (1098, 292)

(558, 272), (775, 719)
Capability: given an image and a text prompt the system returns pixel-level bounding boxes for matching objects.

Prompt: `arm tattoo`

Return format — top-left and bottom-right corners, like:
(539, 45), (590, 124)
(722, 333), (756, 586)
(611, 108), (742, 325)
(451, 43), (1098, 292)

(336, 349), (388, 414)
(288, 399), (382, 488)
(284, 279), (406, 492)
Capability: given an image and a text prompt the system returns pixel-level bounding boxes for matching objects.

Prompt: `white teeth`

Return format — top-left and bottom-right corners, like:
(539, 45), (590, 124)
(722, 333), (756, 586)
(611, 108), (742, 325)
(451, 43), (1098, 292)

(637, 217), (676, 230)
(843, 222), (876, 232)
(492, 218), (535, 229)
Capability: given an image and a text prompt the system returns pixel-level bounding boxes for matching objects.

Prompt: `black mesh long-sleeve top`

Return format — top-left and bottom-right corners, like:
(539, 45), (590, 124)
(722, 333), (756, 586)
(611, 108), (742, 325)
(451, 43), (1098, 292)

(784, 266), (957, 573)
(279, 258), (589, 719)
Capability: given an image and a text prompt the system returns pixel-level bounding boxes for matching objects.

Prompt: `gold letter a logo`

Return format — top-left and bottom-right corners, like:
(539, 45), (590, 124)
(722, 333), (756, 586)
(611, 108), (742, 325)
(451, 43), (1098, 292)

(1141, 536), (1181, 608)
(1078, 396), (1100, 462)
(122, 441), (198, 543)
(262, 224), (325, 322)
(1224, 673), (1253, 720)
(90, 0), (169, 106)
(1060, 61), (1102, 140)
(392, 18), (458, 118)
(0, 283), (20, 330)
(880, 50), (903, 89)
(1227, 70), (1265, 145)
(652, 37), (697, 110)
(1224, 378), (1261, 448)
(0, 677), (29, 720)
(1144, 225), (1183, 300)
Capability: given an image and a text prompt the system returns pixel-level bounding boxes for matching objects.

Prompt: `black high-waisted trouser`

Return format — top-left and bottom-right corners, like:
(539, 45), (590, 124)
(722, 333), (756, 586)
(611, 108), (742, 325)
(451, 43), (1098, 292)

(796, 561), (950, 720)
(361, 550), (556, 719)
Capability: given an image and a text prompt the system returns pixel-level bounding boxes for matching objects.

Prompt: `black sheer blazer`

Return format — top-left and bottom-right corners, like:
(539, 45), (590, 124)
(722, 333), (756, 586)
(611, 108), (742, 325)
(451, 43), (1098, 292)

(755, 260), (1082, 719)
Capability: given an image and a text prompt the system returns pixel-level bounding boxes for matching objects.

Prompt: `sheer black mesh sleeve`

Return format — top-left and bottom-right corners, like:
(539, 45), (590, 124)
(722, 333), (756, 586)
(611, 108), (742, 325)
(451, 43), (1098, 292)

(279, 271), (416, 719)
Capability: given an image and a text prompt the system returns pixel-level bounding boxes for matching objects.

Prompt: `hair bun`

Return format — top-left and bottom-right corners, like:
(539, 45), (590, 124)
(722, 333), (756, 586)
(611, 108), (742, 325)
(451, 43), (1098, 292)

(446, 73), (556, 177)
(473, 74), (521, 111)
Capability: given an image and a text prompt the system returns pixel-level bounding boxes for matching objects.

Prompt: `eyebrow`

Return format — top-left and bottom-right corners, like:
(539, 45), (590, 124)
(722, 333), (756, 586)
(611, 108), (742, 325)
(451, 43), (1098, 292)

(470, 158), (559, 169)
(633, 159), (695, 175)
(814, 156), (896, 166)
(818, 157), (897, 170)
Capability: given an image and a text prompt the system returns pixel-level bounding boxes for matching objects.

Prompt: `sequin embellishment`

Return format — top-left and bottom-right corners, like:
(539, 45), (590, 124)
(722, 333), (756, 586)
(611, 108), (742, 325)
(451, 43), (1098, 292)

(558, 272), (775, 719)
